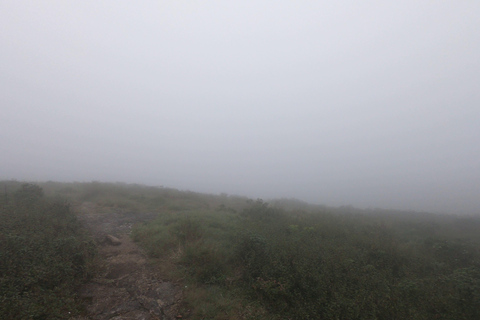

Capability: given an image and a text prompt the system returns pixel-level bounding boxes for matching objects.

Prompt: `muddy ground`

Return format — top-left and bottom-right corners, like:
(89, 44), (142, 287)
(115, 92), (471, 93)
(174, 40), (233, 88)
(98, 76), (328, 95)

(72, 203), (184, 320)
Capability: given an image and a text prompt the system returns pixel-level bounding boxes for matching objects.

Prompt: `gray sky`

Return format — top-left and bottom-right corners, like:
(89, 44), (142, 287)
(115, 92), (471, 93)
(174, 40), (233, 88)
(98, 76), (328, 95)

(1, 1), (479, 213)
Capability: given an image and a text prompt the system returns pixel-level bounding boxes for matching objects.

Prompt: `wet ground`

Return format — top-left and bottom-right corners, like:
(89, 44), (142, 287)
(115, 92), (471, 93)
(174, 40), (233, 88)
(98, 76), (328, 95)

(72, 203), (183, 320)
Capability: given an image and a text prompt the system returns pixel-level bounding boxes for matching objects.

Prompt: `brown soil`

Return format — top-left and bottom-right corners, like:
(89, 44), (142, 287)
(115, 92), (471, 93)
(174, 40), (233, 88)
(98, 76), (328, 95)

(72, 203), (184, 320)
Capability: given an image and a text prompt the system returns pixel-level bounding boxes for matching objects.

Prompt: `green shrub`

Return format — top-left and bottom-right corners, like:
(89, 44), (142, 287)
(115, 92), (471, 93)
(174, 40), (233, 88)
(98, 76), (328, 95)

(21, 181), (480, 319)
(0, 185), (96, 319)
(13, 183), (44, 204)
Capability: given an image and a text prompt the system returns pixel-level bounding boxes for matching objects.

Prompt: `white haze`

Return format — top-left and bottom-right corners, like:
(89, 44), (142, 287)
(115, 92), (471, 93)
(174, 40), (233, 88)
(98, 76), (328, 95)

(1, 1), (479, 213)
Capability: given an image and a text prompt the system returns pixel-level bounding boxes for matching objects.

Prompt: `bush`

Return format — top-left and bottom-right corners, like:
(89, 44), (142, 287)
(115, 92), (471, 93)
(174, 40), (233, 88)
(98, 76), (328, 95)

(14, 183), (44, 205)
(0, 185), (96, 319)
(85, 183), (480, 320)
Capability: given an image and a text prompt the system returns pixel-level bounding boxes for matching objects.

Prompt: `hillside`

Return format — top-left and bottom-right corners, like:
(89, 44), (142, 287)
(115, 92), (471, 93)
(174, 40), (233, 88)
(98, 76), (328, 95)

(1, 180), (480, 319)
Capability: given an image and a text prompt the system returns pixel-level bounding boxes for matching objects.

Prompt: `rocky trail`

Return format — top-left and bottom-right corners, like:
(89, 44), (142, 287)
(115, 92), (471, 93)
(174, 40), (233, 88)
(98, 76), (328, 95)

(72, 203), (184, 320)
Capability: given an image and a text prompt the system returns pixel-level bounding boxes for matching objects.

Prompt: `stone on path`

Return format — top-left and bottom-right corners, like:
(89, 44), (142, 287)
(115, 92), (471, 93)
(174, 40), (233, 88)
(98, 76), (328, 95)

(105, 234), (122, 246)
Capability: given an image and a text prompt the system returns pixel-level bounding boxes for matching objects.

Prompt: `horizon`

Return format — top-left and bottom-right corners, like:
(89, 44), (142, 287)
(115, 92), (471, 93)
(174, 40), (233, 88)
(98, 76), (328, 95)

(2, 1), (479, 215)
(0, 178), (472, 215)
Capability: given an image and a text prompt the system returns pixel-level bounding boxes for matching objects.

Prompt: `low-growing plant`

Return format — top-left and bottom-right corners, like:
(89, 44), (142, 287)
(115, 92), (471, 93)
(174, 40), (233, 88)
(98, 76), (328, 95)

(7, 181), (480, 319)
(133, 198), (480, 319)
(0, 184), (96, 319)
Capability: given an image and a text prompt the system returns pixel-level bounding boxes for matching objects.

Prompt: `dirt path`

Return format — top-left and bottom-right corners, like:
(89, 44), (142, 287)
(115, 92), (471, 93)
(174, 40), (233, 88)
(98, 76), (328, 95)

(72, 203), (183, 320)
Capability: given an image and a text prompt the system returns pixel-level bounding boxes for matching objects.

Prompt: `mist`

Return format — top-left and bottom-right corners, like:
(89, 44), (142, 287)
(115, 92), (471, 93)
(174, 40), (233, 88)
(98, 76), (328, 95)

(1, 1), (479, 214)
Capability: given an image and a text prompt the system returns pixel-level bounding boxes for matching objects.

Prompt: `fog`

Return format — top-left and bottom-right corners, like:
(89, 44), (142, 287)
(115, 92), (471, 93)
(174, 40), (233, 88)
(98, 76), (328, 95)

(1, 1), (479, 214)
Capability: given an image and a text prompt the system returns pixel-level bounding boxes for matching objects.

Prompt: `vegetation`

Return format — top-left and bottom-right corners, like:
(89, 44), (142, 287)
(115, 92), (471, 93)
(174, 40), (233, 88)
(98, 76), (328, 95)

(133, 199), (480, 320)
(0, 183), (96, 319)
(1, 180), (479, 319)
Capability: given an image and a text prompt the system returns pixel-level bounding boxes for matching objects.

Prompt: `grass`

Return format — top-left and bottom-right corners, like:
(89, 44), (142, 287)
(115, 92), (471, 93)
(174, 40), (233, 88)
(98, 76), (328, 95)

(0, 183), (96, 319)
(2, 180), (480, 319)
(133, 199), (480, 320)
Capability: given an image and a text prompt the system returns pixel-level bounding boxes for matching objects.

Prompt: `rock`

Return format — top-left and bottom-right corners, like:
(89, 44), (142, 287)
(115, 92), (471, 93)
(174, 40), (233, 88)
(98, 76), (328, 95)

(105, 234), (122, 246)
